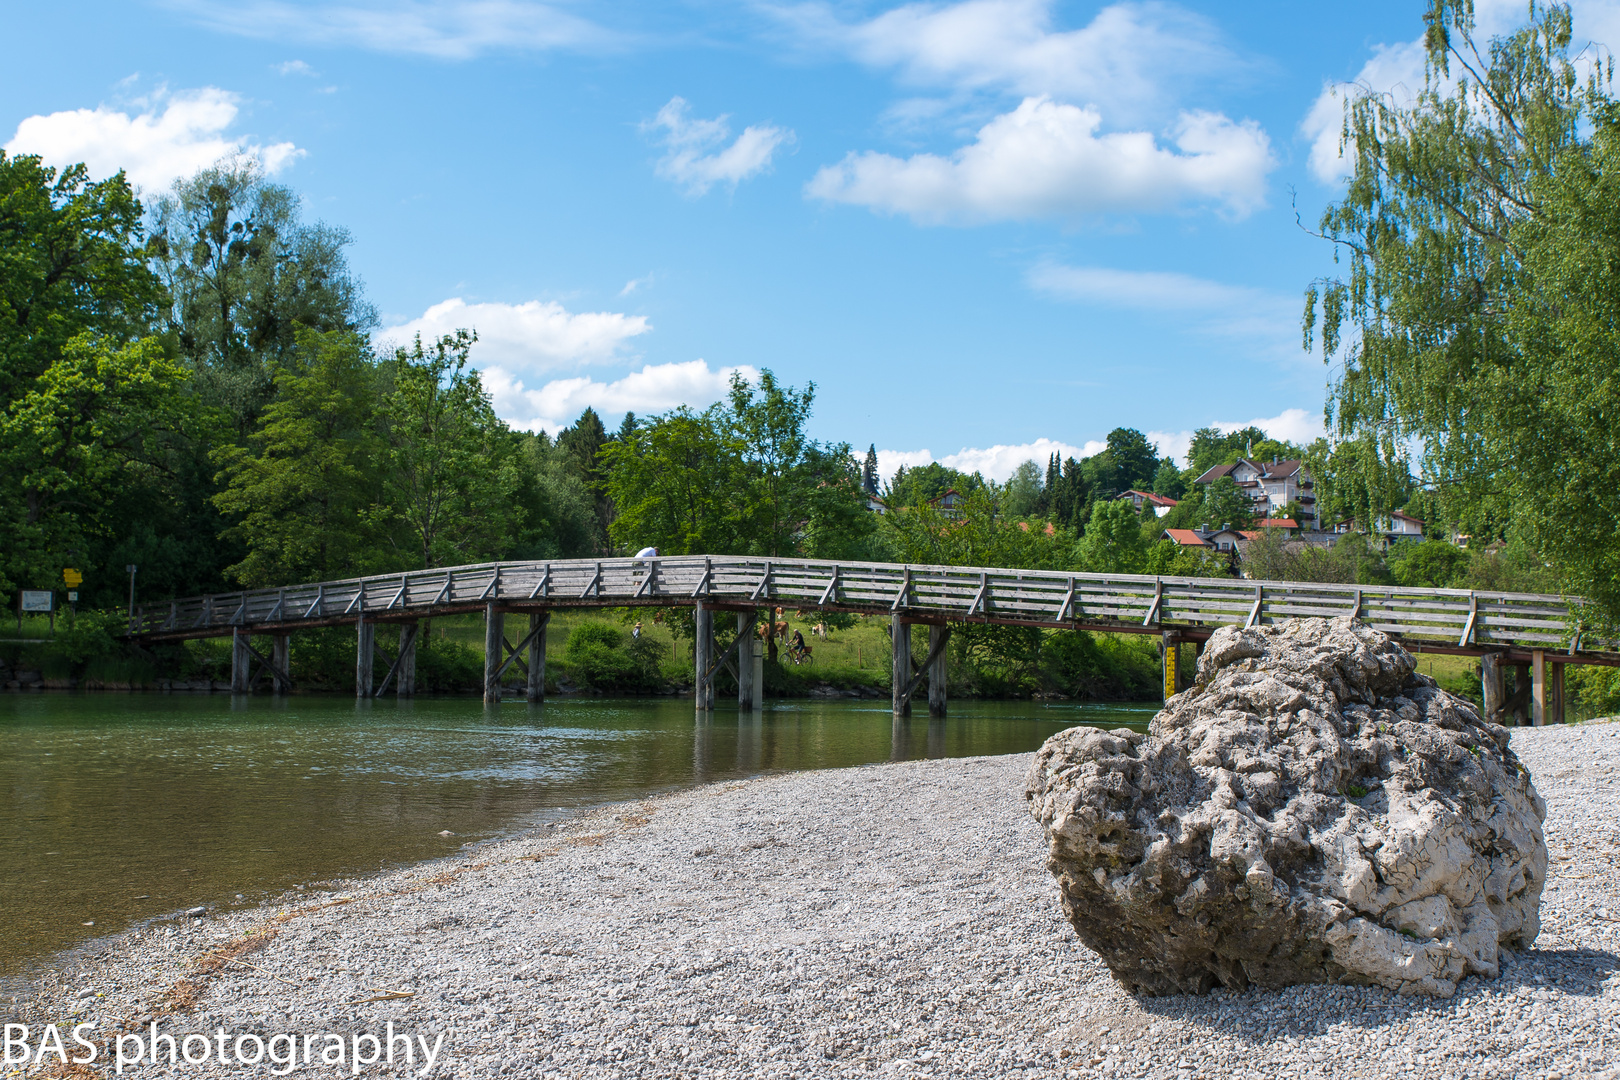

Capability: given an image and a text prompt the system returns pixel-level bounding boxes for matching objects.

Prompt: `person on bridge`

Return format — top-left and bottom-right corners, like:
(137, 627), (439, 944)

(633, 546), (658, 560)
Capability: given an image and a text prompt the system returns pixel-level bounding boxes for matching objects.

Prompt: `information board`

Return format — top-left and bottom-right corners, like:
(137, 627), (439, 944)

(20, 590), (53, 613)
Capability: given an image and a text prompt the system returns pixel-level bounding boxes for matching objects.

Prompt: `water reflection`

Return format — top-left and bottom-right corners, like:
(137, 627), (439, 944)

(0, 693), (1154, 982)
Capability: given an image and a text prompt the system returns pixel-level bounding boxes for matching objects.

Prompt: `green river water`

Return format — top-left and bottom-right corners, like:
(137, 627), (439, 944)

(0, 693), (1156, 986)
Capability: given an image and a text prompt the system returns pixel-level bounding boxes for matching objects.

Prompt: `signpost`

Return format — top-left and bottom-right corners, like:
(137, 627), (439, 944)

(20, 589), (53, 631)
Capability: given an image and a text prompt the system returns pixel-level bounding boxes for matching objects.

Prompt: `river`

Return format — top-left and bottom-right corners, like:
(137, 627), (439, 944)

(0, 692), (1155, 985)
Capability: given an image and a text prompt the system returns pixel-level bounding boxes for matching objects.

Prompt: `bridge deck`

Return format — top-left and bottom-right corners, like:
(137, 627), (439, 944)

(126, 556), (1613, 665)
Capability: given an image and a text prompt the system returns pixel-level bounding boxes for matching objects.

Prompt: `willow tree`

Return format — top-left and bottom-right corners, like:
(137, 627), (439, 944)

(1304, 0), (1620, 623)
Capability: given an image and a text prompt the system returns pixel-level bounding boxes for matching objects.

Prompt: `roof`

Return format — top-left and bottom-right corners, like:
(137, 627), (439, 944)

(1163, 529), (1211, 547)
(1255, 518), (1298, 529)
(1194, 458), (1305, 484)
(1120, 489), (1179, 507)
(1392, 510), (1425, 525)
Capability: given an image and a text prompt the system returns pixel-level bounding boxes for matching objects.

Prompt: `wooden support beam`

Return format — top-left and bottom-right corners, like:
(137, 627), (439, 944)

(356, 619), (375, 699)
(1245, 586), (1263, 629)
(526, 612), (548, 703)
(695, 604), (714, 711)
(737, 612), (758, 709)
(231, 628), (252, 694)
(1482, 652), (1505, 723)
(1142, 578), (1163, 627)
(927, 624), (948, 718)
(271, 635), (290, 695)
(397, 623), (417, 697)
(891, 615), (912, 718)
(483, 603), (504, 705)
(1549, 660), (1565, 725)
(1532, 649), (1547, 727)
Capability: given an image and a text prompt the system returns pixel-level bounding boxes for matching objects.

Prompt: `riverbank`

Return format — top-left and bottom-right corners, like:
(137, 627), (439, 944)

(9, 726), (1620, 1079)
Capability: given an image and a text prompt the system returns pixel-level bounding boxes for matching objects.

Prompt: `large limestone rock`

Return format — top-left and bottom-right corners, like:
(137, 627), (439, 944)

(1025, 617), (1546, 997)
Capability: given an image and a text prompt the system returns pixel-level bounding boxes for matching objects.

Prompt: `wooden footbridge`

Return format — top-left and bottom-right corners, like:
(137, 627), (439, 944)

(125, 555), (1613, 723)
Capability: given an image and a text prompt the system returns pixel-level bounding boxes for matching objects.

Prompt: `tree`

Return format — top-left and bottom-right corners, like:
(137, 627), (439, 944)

(861, 444), (880, 496)
(1075, 498), (1146, 574)
(1150, 459), (1185, 499)
(728, 370), (817, 557)
(1388, 538), (1470, 588)
(0, 334), (191, 598)
(149, 157), (376, 435)
(1303, 1), (1620, 621)
(0, 154), (165, 404)
(1002, 460), (1043, 518)
(1102, 427), (1159, 495)
(604, 404), (742, 557)
(376, 330), (526, 570)
(211, 329), (382, 586)
(557, 407), (612, 550)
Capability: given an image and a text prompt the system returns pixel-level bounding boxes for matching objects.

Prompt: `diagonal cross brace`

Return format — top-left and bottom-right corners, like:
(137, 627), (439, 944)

(895, 625), (951, 709)
(489, 619), (547, 686)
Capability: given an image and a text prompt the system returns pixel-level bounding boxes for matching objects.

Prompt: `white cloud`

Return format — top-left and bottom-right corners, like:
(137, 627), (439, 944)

(1028, 261), (1298, 358)
(3, 87), (303, 192)
(1148, 408), (1325, 467)
(377, 297), (651, 375)
(619, 273), (655, 296)
(877, 437), (1103, 484)
(646, 98), (792, 196)
(807, 96), (1272, 223)
(164, 0), (611, 59)
(484, 360), (758, 433)
(786, 0), (1239, 124)
(273, 59), (317, 76)
(1301, 1), (1620, 184)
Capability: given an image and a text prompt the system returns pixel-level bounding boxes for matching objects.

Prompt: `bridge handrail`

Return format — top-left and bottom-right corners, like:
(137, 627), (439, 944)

(124, 555), (1597, 657)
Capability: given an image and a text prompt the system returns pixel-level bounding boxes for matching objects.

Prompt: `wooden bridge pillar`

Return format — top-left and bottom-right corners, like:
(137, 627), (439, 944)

(737, 611), (759, 710)
(483, 603), (504, 705)
(356, 619), (375, 698)
(1549, 660), (1565, 724)
(927, 624), (948, 718)
(271, 635), (291, 695)
(695, 604), (714, 711)
(1532, 650), (1547, 727)
(891, 615), (912, 718)
(526, 612), (549, 703)
(1481, 652), (1505, 722)
(396, 622), (418, 697)
(231, 628), (251, 694)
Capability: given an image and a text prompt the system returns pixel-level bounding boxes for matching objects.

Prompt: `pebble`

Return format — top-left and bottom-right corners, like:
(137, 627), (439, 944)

(8, 725), (1619, 1079)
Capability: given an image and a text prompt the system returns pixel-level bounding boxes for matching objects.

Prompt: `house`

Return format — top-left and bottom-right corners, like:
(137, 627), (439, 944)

(1194, 459), (1316, 529)
(864, 493), (887, 515)
(1333, 510), (1425, 542)
(1162, 525), (1247, 553)
(1249, 517), (1299, 534)
(929, 488), (966, 519)
(1162, 528), (1212, 549)
(1118, 490), (1179, 518)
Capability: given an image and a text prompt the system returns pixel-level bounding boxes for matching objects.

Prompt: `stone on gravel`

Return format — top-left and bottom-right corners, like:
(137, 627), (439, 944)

(1026, 616), (1547, 998)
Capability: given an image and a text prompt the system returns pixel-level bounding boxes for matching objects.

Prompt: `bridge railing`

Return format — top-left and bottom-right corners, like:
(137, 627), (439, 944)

(128, 555), (1587, 654)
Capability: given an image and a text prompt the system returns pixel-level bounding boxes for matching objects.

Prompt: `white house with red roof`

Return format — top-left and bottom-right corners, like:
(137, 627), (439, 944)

(1117, 489), (1180, 518)
(1333, 510), (1426, 541)
(1193, 459), (1317, 529)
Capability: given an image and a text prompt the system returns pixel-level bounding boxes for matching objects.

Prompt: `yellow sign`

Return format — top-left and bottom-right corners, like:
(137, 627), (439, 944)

(63, 568), (83, 587)
(1163, 643), (1177, 700)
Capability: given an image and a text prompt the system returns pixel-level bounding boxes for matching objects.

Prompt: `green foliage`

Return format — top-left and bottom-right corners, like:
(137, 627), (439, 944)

(1076, 499), (1147, 573)
(1001, 460), (1044, 518)
(0, 153), (165, 402)
(211, 329), (383, 585)
(0, 334), (192, 600)
(51, 610), (123, 666)
(148, 157), (376, 436)
(1304, 1), (1617, 623)
(605, 370), (874, 564)
(1150, 459), (1185, 499)
(1388, 539), (1470, 589)
(563, 619), (665, 691)
(375, 330), (525, 569)
(886, 460), (983, 508)
(882, 488), (1074, 570)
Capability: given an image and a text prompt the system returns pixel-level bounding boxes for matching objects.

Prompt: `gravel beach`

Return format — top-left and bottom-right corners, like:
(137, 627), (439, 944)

(9, 723), (1620, 1080)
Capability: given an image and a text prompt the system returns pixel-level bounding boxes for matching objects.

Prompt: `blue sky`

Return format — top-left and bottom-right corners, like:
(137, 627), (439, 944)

(8, 0), (1619, 481)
